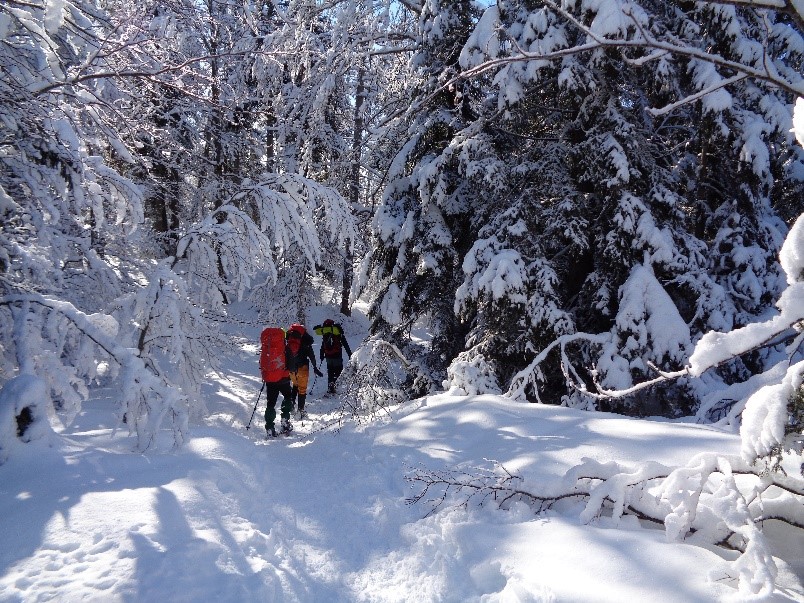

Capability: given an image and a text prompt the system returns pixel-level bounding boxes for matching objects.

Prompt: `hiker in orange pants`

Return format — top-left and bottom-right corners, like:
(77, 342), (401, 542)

(286, 323), (322, 419)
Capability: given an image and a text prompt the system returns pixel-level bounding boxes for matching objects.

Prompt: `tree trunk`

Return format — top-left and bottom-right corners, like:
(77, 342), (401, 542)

(340, 66), (366, 317)
(266, 110), (276, 172)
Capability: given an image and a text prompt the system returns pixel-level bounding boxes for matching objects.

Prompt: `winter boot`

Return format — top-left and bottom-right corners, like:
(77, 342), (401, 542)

(266, 426), (277, 438)
(280, 417), (293, 434)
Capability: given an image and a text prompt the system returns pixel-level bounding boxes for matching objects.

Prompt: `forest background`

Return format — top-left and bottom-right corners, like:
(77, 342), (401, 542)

(1, 0), (804, 598)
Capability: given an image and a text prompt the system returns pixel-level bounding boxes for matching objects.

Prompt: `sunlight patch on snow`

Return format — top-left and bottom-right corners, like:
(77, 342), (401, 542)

(287, 439), (315, 448)
(186, 435), (229, 456)
(455, 409), (498, 429)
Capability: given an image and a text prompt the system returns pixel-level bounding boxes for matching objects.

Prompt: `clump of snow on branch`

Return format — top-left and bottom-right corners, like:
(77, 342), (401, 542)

(794, 98), (804, 148)
(739, 362), (803, 463)
(0, 374), (53, 464)
(780, 209), (804, 284)
(738, 113), (772, 179)
(459, 6), (500, 69)
(580, 0), (650, 39)
(564, 457), (669, 526)
(597, 263), (691, 390)
(661, 455), (779, 597)
(445, 349), (502, 396)
(455, 237), (529, 311)
(379, 283), (404, 326)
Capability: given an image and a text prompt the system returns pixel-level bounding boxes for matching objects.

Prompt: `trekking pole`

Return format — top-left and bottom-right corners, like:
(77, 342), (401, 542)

(301, 370), (321, 427)
(246, 382), (265, 430)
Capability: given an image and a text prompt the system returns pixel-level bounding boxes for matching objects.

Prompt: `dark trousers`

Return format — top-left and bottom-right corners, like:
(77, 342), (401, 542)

(325, 358), (344, 391)
(264, 378), (293, 430)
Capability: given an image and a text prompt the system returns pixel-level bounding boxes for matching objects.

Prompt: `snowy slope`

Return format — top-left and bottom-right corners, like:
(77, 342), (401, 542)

(0, 301), (802, 602)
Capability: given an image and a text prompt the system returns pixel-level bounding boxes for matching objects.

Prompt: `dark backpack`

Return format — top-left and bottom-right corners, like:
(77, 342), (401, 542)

(315, 322), (343, 358)
(322, 332), (342, 356)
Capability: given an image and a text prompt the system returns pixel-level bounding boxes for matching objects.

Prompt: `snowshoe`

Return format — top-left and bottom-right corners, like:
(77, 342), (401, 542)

(280, 418), (293, 434)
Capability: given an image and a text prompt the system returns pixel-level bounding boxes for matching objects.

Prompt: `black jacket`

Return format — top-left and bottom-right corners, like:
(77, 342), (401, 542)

(321, 333), (352, 361)
(287, 332), (318, 372)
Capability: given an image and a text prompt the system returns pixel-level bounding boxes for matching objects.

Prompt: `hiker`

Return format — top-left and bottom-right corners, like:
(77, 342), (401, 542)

(259, 327), (294, 436)
(314, 319), (352, 394)
(286, 323), (323, 419)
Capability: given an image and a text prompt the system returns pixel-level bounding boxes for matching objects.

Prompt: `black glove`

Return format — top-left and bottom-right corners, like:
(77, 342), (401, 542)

(314, 367), (323, 377)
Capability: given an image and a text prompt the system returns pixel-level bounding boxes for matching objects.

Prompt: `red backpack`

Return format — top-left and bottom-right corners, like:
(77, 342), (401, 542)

(286, 323), (305, 355)
(259, 327), (288, 382)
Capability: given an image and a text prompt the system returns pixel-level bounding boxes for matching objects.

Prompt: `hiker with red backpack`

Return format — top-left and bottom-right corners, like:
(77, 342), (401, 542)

(259, 327), (295, 437)
(314, 319), (352, 394)
(286, 323), (323, 419)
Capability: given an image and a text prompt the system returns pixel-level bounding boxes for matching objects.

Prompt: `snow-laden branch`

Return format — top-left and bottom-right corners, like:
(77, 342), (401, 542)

(1, 296), (117, 359)
(410, 0), (803, 120)
(29, 50), (301, 97)
(408, 452), (803, 596)
(539, 0), (802, 97)
(405, 462), (589, 518)
(507, 332), (610, 401)
(0, 293), (188, 451)
(687, 284), (804, 378)
(175, 173), (356, 302)
(339, 337), (413, 421)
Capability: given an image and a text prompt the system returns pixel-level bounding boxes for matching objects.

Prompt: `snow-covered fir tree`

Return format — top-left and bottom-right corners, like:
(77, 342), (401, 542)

(439, 0), (802, 417)
(362, 0), (486, 393)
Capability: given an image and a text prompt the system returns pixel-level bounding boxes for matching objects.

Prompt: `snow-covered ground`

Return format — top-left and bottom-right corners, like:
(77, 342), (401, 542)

(1, 302), (803, 602)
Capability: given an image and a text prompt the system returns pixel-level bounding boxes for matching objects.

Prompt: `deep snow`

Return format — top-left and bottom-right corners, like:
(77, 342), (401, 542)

(1, 302), (803, 602)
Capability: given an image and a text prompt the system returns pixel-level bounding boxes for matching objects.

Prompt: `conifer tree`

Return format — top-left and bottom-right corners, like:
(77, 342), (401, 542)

(409, 0), (802, 415)
(365, 0), (482, 391)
